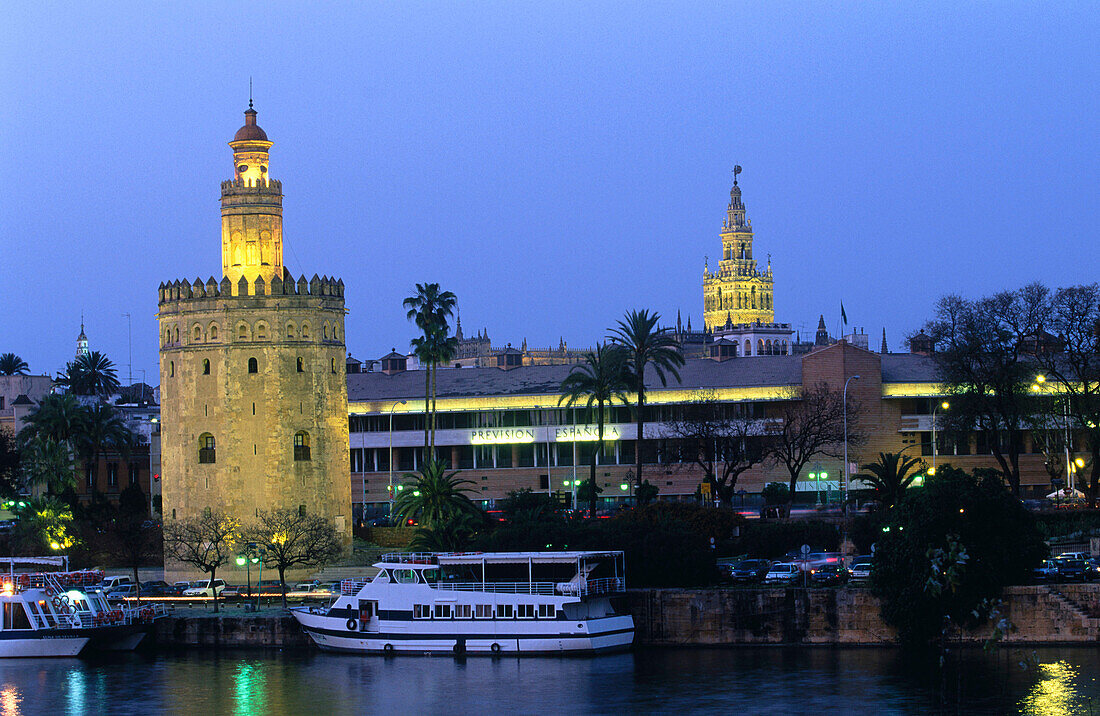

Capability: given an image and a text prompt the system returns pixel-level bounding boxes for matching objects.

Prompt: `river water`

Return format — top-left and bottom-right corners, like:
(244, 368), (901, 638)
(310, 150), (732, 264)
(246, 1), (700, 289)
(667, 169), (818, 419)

(0, 646), (1097, 715)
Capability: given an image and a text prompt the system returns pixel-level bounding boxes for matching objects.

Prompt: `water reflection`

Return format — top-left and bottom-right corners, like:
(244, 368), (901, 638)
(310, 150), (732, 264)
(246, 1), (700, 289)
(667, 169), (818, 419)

(1020, 661), (1087, 716)
(0, 687), (20, 716)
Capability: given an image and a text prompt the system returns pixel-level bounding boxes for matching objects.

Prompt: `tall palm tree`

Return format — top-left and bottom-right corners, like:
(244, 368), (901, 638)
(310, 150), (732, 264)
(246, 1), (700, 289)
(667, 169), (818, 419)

(0, 354), (29, 376)
(608, 309), (685, 490)
(21, 436), (77, 496)
(18, 393), (86, 444)
(393, 460), (481, 529)
(403, 283), (458, 460)
(858, 452), (924, 510)
(57, 351), (121, 397)
(559, 344), (630, 516)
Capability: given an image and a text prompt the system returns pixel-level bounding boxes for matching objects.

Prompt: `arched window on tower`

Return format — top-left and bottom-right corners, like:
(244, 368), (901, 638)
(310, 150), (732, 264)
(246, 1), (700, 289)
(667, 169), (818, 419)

(323, 325), (329, 340)
(198, 433), (216, 464)
(202, 359), (210, 375)
(193, 325), (202, 342)
(256, 323), (267, 340)
(744, 340), (751, 356)
(296, 357), (304, 373)
(209, 324), (218, 341)
(758, 339), (765, 354)
(174, 326), (180, 343)
(294, 431), (311, 461)
(239, 325), (248, 341)
(301, 323), (310, 340)
(248, 357), (258, 374)
(331, 358), (337, 374)
(286, 323), (295, 339)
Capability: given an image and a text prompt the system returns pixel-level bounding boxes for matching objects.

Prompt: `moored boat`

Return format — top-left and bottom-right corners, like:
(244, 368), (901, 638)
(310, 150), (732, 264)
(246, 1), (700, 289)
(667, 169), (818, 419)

(290, 551), (634, 655)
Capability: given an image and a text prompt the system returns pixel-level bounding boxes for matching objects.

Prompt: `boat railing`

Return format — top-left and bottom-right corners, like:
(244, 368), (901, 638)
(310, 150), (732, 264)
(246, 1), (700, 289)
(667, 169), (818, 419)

(341, 579), (371, 595)
(434, 581), (559, 595)
(380, 553), (440, 565)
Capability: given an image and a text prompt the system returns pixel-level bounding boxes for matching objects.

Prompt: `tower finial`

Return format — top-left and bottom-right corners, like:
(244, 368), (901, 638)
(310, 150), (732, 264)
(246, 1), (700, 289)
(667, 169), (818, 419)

(249, 77), (253, 109)
(733, 164), (741, 186)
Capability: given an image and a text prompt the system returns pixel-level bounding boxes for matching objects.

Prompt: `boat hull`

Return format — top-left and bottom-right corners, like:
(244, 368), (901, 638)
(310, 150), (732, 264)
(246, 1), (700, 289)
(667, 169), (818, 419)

(0, 633), (89, 658)
(292, 610), (633, 655)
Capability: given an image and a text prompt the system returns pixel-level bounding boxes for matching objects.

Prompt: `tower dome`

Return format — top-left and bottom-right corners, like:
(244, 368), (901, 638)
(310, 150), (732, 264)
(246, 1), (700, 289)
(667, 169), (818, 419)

(233, 101), (268, 142)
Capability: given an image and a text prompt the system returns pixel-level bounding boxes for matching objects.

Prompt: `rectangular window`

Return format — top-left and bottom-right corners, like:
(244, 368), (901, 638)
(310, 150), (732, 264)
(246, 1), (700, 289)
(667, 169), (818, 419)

(516, 443), (534, 468)
(538, 604), (556, 619)
(517, 604), (535, 619)
(433, 604), (452, 619)
(455, 604), (472, 619)
(539, 474), (549, 490)
(556, 443), (574, 467)
(129, 462), (141, 486)
(413, 604), (430, 619)
(495, 604), (513, 619)
(85, 465), (95, 489)
(475, 604), (493, 619)
(107, 463), (118, 488)
(495, 444), (512, 469)
(455, 445), (474, 470)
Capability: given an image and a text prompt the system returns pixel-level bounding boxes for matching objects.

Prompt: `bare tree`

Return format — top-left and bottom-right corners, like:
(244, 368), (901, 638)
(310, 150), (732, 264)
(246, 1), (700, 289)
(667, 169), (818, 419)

(163, 512), (239, 613)
(662, 392), (767, 507)
(765, 383), (858, 509)
(243, 509), (342, 608)
(106, 515), (162, 606)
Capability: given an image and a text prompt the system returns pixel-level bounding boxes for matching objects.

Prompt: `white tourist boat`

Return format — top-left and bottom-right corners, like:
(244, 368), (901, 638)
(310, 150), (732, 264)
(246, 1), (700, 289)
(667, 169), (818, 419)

(290, 551), (634, 655)
(0, 557), (166, 657)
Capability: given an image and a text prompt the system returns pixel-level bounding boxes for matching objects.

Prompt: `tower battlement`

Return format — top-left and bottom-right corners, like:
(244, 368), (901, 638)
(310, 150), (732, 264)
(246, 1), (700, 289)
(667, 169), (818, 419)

(158, 274), (345, 304)
(220, 178), (283, 195)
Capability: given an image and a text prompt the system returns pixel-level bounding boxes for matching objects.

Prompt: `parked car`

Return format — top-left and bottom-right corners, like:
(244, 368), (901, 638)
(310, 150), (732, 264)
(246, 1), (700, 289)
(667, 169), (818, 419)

(170, 581), (192, 596)
(1056, 552), (1091, 562)
(1085, 559), (1100, 581)
(726, 559), (772, 584)
(849, 561), (873, 583)
(1055, 560), (1089, 582)
(100, 575), (134, 591)
(182, 579), (227, 597)
(810, 564), (849, 587)
(294, 580), (321, 592)
(139, 580), (173, 597)
(106, 583), (137, 600)
(764, 563), (801, 585)
(1032, 559), (1060, 583)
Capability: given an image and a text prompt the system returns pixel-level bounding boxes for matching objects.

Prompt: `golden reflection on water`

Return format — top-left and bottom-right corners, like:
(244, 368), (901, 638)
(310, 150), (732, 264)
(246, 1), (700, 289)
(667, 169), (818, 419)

(1020, 661), (1087, 715)
(0, 686), (21, 716)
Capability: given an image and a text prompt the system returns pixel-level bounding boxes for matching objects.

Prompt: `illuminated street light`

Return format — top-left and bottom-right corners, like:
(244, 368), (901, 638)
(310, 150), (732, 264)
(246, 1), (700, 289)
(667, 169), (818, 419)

(932, 401), (949, 473)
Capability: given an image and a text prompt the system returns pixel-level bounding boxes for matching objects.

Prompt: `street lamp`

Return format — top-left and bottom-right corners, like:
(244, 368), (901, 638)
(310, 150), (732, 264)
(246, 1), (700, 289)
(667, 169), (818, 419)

(1034, 375), (1073, 492)
(843, 375), (859, 512)
(387, 400), (407, 525)
(932, 401), (949, 473)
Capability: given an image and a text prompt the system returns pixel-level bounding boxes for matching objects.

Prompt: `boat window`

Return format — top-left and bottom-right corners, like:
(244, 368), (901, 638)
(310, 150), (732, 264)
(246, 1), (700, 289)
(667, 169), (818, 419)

(4, 602), (32, 630)
(538, 604), (556, 619)
(455, 604), (472, 619)
(421, 568), (440, 583)
(517, 604), (535, 619)
(392, 569), (418, 584)
(475, 604), (492, 619)
(374, 571), (390, 583)
(413, 604), (430, 619)
(496, 604), (514, 619)
(433, 604), (452, 619)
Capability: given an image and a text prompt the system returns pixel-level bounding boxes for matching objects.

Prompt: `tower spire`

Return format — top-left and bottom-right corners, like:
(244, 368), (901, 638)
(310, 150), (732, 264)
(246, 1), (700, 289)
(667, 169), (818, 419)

(249, 77), (253, 109)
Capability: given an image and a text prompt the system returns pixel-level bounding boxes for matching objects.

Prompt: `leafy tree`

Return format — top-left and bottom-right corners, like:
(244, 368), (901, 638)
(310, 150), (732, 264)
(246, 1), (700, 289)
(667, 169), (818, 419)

(559, 344), (630, 516)
(393, 460), (481, 529)
(118, 481), (148, 519)
(608, 309), (684, 489)
(403, 283), (458, 457)
(244, 509), (342, 608)
(0, 429), (22, 497)
(635, 479), (658, 506)
(0, 354), (29, 376)
(1033, 283), (1100, 505)
(12, 498), (77, 555)
(871, 466), (1047, 648)
(408, 512), (485, 552)
(163, 511), (239, 613)
(56, 351), (121, 397)
(500, 489), (564, 524)
(76, 404), (132, 491)
(663, 393), (767, 507)
(575, 478), (603, 504)
(761, 481), (789, 505)
(765, 383), (856, 508)
(857, 452), (925, 511)
(922, 287), (1046, 495)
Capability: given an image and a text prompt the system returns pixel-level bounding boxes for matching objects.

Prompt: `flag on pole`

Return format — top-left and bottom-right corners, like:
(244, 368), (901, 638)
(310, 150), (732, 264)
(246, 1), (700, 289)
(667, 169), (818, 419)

(841, 302), (848, 326)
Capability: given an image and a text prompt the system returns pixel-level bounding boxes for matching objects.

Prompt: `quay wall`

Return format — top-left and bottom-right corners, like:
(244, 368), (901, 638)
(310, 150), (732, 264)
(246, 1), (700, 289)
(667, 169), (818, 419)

(151, 585), (1100, 649)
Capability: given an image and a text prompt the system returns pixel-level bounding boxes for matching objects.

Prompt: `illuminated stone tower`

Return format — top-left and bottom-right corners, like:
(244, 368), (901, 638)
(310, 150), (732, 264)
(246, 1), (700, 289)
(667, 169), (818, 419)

(157, 105), (352, 571)
(702, 169), (775, 330)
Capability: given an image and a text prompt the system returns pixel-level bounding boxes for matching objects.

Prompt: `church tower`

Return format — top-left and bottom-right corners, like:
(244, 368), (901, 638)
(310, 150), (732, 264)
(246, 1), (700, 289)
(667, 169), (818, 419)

(76, 319), (89, 358)
(702, 168), (775, 330)
(157, 105), (352, 575)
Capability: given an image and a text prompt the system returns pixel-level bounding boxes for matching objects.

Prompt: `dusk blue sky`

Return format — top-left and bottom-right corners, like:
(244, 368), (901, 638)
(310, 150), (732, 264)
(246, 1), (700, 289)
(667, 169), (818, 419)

(2, 3), (1097, 384)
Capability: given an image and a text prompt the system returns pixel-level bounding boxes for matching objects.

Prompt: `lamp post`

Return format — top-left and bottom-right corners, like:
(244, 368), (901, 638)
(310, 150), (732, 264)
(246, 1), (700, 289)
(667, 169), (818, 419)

(387, 400), (407, 525)
(931, 400), (950, 474)
(843, 375), (860, 513)
(1034, 375), (1073, 492)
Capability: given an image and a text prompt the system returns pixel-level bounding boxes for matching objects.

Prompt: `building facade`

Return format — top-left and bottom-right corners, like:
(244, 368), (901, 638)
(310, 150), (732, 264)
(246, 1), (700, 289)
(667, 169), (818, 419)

(157, 105), (351, 550)
(345, 342), (1061, 517)
(702, 173), (775, 331)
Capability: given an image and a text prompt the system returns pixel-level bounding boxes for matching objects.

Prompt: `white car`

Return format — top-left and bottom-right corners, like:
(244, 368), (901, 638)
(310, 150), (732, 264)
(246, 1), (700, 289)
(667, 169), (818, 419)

(849, 562), (873, 582)
(182, 579), (227, 597)
(764, 563), (801, 585)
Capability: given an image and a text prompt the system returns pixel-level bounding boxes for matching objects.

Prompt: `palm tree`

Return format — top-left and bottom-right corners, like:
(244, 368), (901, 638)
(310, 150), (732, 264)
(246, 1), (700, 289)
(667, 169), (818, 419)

(56, 351), (120, 397)
(21, 436), (77, 496)
(393, 460), (481, 529)
(0, 354), (29, 376)
(410, 325), (459, 461)
(559, 344), (630, 516)
(407, 511), (484, 552)
(608, 309), (684, 490)
(858, 452), (925, 510)
(403, 284), (458, 458)
(18, 393), (86, 444)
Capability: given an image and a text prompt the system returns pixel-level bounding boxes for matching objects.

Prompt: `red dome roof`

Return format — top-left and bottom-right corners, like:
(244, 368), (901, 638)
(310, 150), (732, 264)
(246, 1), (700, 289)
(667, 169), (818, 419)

(232, 106), (268, 142)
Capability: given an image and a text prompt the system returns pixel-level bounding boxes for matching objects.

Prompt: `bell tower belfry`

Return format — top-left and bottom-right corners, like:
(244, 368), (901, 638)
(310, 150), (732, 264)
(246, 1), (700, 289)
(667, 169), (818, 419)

(221, 101), (284, 289)
(702, 167), (776, 331)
